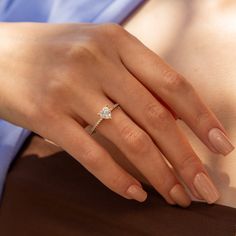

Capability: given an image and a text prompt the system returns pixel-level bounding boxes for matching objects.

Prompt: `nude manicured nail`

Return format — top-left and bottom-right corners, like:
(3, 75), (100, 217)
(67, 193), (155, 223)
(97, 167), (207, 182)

(169, 184), (191, 208)
(193, 172), (220, 204)
(208, 128), (235, 155)
(126, 185), (147, 202)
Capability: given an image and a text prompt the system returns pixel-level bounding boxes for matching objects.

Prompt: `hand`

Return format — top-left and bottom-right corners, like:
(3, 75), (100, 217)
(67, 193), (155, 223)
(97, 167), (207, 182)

(0, 23), (234, 207)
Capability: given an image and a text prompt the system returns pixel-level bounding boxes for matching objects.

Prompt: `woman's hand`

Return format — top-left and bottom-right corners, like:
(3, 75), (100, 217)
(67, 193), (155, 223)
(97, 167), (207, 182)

(0, 23), (234, 207)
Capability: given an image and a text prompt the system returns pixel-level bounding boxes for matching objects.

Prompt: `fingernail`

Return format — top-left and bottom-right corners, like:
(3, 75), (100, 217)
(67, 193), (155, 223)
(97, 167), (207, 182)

(169, 184), (191, 208)
(208, 128), (235, 155)
(193, 172), (220, 204)
(191, 186), (204, 200)
(126, 184), (148, 202)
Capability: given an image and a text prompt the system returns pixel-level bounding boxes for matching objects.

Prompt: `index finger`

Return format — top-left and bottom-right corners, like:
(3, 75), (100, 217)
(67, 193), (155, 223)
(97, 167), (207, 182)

(116, 29), (234, 155)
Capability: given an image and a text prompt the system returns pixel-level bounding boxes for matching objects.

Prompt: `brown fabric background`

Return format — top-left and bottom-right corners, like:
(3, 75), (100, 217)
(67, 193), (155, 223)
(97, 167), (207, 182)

(0, 134), (235, 236)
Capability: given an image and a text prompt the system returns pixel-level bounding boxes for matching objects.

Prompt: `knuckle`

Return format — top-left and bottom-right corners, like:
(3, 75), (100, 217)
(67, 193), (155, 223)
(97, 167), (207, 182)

(67, 41), (99, 62)
(155, 175), (168, 190)
(111, 173), (128, 191)
(163, 70), (189, 91)
(194, 110), (211, 127)
(145, 103), (172, 130)
(179, 154), (202, 172)
(101, 23), (127, 38)
(80, 148), (103, 171)
(119, 123), (151, 154)
(152, 173), (173, 195)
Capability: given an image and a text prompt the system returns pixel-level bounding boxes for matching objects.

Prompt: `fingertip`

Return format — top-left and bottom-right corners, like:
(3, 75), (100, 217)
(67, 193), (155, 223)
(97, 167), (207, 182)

(169, 184), (191, 208)
(126, 184), (148, 202)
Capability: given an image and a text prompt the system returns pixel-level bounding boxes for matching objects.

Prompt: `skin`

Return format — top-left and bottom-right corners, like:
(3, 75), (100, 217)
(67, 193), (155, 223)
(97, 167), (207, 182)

(121, 0), (236, 208)
(0, 21), (233, 207)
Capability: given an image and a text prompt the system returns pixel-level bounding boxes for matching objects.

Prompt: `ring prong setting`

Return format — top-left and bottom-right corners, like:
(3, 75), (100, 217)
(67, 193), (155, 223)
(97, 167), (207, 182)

(99, 106), (112, 119)
(89, 103), (119, 135)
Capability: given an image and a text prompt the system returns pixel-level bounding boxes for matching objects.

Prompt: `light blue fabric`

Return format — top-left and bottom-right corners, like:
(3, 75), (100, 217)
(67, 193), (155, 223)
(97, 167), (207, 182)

(0, 0), (143, 23)
(0, 0), (144, 200)
(0, 121), (30, 198)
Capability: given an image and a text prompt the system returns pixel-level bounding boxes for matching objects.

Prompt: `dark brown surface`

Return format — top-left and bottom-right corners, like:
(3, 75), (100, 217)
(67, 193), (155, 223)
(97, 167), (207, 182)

(0, 134), (236, 236)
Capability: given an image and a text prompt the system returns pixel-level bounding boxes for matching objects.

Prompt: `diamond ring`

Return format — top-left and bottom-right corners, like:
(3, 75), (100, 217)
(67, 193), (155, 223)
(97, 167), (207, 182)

(89, 103), (120, 135)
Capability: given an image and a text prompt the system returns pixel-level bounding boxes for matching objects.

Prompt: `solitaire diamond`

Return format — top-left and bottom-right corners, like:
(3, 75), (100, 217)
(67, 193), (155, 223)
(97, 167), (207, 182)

(98, 106), (112, 119)
(89, 103), (119, 135)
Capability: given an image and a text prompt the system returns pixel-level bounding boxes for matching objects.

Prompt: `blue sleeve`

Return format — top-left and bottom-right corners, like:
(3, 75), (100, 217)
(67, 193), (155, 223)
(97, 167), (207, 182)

(0, 120), (30, 198)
